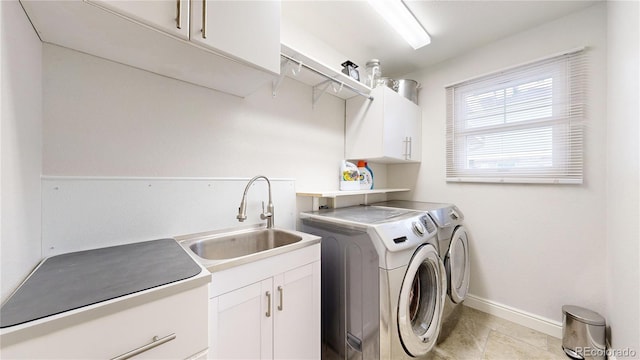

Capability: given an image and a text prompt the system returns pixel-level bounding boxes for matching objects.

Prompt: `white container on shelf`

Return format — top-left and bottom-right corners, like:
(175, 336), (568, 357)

(339, 161), (360, 191)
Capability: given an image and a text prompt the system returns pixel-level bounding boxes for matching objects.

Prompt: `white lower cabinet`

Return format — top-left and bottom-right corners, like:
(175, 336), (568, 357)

(210, 280), (271, 359)
(1, 284), (209, 359)
(273, 264), (322, 359)
(209, 245), (321, 359)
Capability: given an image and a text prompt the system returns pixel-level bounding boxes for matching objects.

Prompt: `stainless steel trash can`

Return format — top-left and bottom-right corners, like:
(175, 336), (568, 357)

(562, 305), (606, 360)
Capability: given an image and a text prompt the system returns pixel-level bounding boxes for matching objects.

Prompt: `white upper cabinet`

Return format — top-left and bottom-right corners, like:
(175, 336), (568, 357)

(191, 0), (281, 75)
(346, 86), (422, 163)
(20, 0), (281, 97)
(88, 0), (190, 40)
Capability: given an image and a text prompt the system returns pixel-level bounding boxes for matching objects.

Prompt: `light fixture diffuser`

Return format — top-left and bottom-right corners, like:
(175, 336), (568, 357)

(368, 0), (431, 49)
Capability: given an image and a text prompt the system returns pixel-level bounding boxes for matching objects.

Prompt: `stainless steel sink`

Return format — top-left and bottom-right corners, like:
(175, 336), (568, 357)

(176, 225), (320, 272)
(189, 229), (302, 260)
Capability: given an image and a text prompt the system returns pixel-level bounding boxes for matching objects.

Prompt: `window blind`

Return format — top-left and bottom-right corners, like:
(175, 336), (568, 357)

(445, 49), (587, 184)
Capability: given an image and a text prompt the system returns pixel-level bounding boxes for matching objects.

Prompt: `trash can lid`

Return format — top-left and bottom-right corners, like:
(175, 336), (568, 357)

(562, 305), (605, 326)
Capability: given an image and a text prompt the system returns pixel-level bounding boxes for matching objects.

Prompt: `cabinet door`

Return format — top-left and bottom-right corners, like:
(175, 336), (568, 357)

(405, 102), (422, 162)
(345, 88), (385, 160)
(273, 261), (321, 359)
(210, 279), (273, 359)
(87, 0), (189, 40)
(190, 0), (280, 74)
(383, 88), (422, 161)
(383, 92), (422, 162)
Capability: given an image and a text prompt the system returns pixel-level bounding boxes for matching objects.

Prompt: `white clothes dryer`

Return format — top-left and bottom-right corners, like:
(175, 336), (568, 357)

(300, 205), (447, 360)
(373, 201), (471, 340)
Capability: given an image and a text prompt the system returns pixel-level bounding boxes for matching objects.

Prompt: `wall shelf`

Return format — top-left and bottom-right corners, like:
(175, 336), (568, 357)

(297, 188), (410, 209)
(276, 43), (372, 102)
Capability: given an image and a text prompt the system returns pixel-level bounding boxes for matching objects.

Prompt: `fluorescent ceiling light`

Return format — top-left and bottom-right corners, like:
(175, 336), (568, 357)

(368, 0), (431, 49)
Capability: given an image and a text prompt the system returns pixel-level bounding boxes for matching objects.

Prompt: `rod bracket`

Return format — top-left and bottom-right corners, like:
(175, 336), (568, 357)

(272, 58), (293, 97)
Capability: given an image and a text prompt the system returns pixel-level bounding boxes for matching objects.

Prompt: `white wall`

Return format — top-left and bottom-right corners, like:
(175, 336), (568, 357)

(41, 178), (299, 256)
(606, 0), (640, 354)
(1, 0), (43, 302)
(389, 3), (608, 325)
(42, 44), (345, 191)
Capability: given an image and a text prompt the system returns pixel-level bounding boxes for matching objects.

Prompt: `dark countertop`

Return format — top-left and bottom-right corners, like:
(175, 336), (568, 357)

(1, 238), (203, 328)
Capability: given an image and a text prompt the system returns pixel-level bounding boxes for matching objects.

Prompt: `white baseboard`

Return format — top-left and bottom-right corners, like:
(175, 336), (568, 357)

(464, 294), (563, 338)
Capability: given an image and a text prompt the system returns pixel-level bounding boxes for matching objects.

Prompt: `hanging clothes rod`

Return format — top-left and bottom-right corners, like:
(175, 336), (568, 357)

(280, 53), (374, 101)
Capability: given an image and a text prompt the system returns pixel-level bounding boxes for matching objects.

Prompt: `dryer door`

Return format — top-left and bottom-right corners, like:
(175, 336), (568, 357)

(397, 244), (446, 357)
(446, 226), (470, 304)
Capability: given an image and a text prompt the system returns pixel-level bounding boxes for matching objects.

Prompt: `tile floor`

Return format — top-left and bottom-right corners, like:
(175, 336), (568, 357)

(428, 306), (569, 360)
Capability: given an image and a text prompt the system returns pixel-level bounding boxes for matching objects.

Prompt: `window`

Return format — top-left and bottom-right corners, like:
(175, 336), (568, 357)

(446, 49), (586, 184)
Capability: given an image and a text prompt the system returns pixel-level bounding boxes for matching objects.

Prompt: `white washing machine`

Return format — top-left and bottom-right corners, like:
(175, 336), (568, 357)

(373, 201), (471, 340)
(300, 205), (447, 360)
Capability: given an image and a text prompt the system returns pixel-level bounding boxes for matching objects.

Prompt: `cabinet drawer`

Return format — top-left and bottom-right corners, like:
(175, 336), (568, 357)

(2, 285), (208, 359)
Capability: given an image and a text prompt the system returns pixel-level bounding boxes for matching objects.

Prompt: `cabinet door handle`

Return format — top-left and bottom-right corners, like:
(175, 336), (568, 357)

(403, 136), (410, 160)
(346, 332), (363, 353)
(176, 0), (181, 29)
(265, 291), (272, 317)
(110, 333), (176, 360)
(408, 136), (412, 160)
(277, 286), (283, 311)
(201, 0), (207, 39)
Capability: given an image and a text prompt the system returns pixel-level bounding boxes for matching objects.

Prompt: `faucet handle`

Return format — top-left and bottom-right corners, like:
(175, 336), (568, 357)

(260, 201), (273, 220)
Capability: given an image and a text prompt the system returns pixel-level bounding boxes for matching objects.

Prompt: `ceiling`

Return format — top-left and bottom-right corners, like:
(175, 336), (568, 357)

(281, 0), (600, 77)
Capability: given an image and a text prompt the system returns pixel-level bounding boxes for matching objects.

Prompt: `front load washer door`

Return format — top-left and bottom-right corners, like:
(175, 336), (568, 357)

(445, 226), (470, 304)
(397, 244), (447, 357)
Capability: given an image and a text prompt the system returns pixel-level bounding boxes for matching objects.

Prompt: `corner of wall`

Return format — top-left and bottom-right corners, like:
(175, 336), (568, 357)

(605, 0), (640, 355)
(1, 0), (44, 302)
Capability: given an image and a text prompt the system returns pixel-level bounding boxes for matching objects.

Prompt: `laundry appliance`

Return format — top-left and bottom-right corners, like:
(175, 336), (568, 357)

(374, 201), (470, 340)
(300, 205), (447, 360)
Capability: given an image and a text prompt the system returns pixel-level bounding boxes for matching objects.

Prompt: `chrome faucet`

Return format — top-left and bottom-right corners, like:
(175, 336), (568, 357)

(236, 175), (274, 228)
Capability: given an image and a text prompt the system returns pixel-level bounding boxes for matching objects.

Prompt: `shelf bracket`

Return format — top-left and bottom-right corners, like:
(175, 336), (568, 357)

(312, 80), (332, 106)
(311, 197), (320, 211)
(312, 80), (344, 107)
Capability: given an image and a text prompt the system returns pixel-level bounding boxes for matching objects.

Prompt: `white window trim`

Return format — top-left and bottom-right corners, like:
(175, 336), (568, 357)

(445, 48), (587, 184)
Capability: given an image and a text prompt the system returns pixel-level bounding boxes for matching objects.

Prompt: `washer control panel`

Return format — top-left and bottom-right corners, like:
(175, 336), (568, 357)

(420, 214), (437, 233)
(373, 212), (438, 252)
